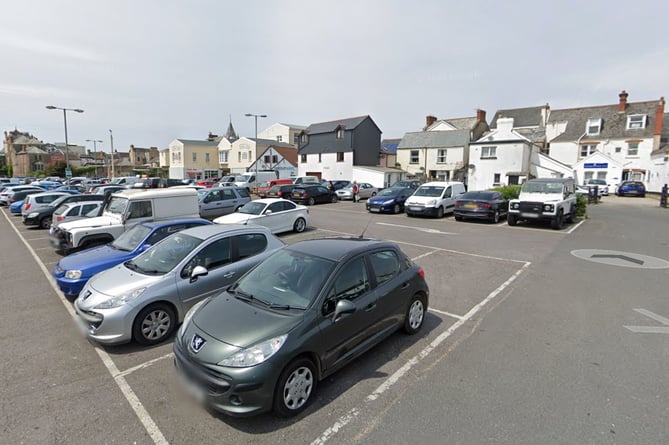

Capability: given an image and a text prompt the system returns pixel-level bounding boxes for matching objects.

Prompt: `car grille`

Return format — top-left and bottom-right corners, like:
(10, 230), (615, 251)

(174, 342), (231, 395)
(518, 201), (544, 214)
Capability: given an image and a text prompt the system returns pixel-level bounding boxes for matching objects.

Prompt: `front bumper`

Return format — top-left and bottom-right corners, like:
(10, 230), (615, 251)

(23, 215), (41, 226)
(173, 332), (278, 417)
(74, 294), (135, 345)
(405, 204), (439, 216)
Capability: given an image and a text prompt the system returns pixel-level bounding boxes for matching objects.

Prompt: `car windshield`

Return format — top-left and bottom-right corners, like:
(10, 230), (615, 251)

(414, 186), (444, 197)
(377, 187), (402, 197)
(49, 196), (68, 207)
(105, 196), (128, 215)
(112, 224), (152, 251)
(521, 182), (563, 193)
(126, 233), (202, 275)
(85, 207), (100, 217)
(197, 190), (209, 201)
(235, 249), (336, 309)
(460, 192), (495, 200)
(238, 202), (267, 215)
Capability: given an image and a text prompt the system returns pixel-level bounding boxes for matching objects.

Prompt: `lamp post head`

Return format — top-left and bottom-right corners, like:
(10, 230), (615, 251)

(46, 105), (57, 110)
(74, 109), (84, 113)
(244, 113), (252, 117)
(260, 114), (267, 118)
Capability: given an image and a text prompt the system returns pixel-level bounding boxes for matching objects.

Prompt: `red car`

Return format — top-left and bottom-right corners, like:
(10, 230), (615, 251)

(197, 179), (216, 188)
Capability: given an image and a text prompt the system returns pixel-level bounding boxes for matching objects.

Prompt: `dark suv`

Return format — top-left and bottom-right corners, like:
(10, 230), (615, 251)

(267, 184), (297, 199)
(133, 177), (183, 189)
(291, 185), (338, 205)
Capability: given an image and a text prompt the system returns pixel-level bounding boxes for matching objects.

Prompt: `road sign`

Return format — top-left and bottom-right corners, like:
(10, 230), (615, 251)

(65, 168), (72, 178)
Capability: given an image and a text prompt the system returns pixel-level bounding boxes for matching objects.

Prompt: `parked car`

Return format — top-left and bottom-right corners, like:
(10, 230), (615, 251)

(31, 180), (62, 190)
(585, 179), (609, 196)
(454, 191), (509, 223)
(216, 176), (237, 186)
(197, 179), (216, 188)
(52, 201), (104, 224)
(173, 237), (429, 417)
(74, 224), (285, 345)
(197, 187), (251, 219)
(404, 181), (466, 218)
(257, 179), (294, 198)
(390, 180), (422, 189)
(213, 198), (310, 234)
(7, 189), (44, 211)
(267, 184), (297, 199)
(616, 181), (646, 197)
(53, 218), (212, 297)
(21, 192), (69, 216)
(0, 185), (43, 206)
(9, 199), (26, 214)
(336, 182), (378, 200)
(291, 176), (320, 185)
(23, 194), (105, 229)
(291, 185), (338, 205)
(55, 185), (87, 193)
(366, 187), (414, 214)
(321, 179), (352, 190)
(132, 177), (184, 189)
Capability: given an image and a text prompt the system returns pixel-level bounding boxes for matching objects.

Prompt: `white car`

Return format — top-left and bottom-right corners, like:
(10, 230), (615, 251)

(585, 179), (609, 196)
(213, 198), (309, 234)
(336, 182), (378, 200)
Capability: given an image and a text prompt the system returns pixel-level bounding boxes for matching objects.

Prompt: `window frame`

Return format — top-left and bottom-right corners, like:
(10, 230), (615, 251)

(626, 114), (647, 130)
(409, 150), (420, 164)
(437, 149), (447, 164)
(586, 118), (602, 135)
(481, 146), (497, 159)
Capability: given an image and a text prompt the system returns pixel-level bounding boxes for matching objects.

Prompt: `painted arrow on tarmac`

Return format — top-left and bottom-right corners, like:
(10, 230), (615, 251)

(590, 254), (644, 265)
(624, 308), (669, 334)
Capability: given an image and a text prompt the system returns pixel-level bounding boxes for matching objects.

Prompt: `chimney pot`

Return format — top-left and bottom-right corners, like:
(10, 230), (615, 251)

(425, 115), (437, 129)
(476, 109), (486, 123)
(618, 90), (629, 112)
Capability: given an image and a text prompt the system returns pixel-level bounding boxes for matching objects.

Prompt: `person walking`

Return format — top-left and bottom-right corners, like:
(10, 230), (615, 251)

(352, 181), (359, 203)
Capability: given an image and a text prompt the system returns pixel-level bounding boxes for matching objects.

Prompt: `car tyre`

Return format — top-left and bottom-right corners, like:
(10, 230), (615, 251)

(40, 216), (52, 229)
(491, 210), (500, 224)
(307, 197), (315, 206)
(132, 303), (176, 346)
(403, 293), (426, 335)
(507, 214), (518, 226)
(273, 357), (316, 418)
(330, 195), (338, 203)
(436, 206), (444, 218)
(551, 210), (564, 230)
(454, 215), (463, 221)
(393, 204), (400, 214)
(293, 217), (307, 233)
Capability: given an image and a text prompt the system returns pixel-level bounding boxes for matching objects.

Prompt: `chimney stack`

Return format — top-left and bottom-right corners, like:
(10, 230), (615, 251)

(476, 109), (486, 123)
(654, 97), (665, 136)
(618, 90), (629, 112)
(425, 115), (437, 129)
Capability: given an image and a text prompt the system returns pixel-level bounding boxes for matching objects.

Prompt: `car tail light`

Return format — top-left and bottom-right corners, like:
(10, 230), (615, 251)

(417, 267), (425, 279)
(278, 191), (283, 197)
(25, 203), (31, 210)
(480, 203), (492, 209)
(56, 215), (65, 222)
(455, 201), (463, 207)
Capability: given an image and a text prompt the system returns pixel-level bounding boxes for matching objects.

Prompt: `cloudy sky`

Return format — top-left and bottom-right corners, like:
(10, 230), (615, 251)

(1, 0), (667, 155)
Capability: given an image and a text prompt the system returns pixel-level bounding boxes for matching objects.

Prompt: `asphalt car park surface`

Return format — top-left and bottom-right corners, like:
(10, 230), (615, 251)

(2, 195), (667, 444)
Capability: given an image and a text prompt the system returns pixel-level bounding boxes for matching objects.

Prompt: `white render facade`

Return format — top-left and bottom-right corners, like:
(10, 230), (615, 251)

(298, 151), (354, 180)
(257, 123), (303, 147)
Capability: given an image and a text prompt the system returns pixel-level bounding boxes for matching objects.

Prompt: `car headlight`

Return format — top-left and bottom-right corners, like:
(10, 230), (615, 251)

(427, 199), (436, 206)
(219, 334), (287, 367)
(543, 204), (554, 212)
(382, 199), (394, 205)
(64, 270), (82, 279)
(28, 212), (39, 218)
(93, 287), (146, 309)
(510, 202), (519, 210)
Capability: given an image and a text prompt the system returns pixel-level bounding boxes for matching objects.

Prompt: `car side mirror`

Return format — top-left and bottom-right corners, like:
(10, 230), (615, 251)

(139, 243), (152, 252)
(265, 210), (273, 215)
(333, 299), (356, 322)
(190, 265), (208, 283)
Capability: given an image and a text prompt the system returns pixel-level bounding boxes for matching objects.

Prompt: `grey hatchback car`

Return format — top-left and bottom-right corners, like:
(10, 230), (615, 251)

(174, 237), (429, 417)
(74, 224), (284, 345)
(197, 187), (251, 219)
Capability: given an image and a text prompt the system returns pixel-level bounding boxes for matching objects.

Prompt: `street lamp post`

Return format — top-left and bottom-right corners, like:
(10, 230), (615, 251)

(85, 139), (103, 178)
(46, 105), (84, 182)
(245, 113), (267, 194)
(109, 129), (115, 179)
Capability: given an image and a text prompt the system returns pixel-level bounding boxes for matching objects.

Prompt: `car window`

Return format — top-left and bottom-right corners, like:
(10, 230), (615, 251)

(221, 188), (236, 200)
(236, 188), (250, 198)
(181, 237), (231, 278)
(370, 250), (400, 285)
(281, 201), (296, 211)
(128, 201), (153, 219)
(81, 203), (99, 215)
(322, 257), (370, 316)
(145, 224), (189, 246)
(236, 233), (268, 259)
(267, 202), (284, 213)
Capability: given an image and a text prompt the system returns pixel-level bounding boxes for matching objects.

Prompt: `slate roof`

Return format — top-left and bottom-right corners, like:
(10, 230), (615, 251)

(252, 138), (296, 148)
(176, 139), (218, 146)
(266, 145), (297, 166)
(381, 138), (401, 154)
(303, 115), (371, 135)
(444, 117), (478, 130)
(490, 106), (544, 128)
(548, 100), (658, 143)
(398, 130), (470, 149)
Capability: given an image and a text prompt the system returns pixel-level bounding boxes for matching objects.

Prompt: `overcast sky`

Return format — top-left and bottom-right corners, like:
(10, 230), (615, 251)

(1, 0), (667, 155)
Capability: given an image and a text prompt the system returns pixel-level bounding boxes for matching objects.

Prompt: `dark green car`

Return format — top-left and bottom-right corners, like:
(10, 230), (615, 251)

(174, 237), (429, 417)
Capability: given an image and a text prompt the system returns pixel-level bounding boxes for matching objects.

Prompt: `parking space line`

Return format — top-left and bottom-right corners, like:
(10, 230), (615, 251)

(312, 260), (531, 445)
(429, 308), (464, 320)
(411, 250), (440, 262)
(33, 246), (53, 251)
(566, 220), (585, 234)
(116, 353), (175, 378)
(1, 210), (169, 445)
(376, 222), (456, 235)
(25, 236), (50, 241)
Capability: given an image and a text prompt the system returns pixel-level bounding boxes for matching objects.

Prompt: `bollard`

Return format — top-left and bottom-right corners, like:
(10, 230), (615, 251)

(661, 184), (668, 208)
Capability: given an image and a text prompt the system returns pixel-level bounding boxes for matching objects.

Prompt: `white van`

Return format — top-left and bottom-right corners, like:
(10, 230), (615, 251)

(292, 176), (320, 185)
(234, 171), (278, 191)
(110, 176), (141, 186)
(404, 181), (466, 218)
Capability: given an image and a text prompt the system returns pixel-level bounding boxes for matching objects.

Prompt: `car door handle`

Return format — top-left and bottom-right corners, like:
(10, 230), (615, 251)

(223, 272), (235, 278)
(401, 282), (410, 289)
(364, 303), (376, 312)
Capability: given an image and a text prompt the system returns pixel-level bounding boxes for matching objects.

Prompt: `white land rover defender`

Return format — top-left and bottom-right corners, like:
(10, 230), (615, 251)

(507, 178), (577, 230)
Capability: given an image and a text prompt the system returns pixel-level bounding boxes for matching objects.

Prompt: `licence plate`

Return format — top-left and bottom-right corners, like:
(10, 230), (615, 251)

(465, 203), (477, 209)
(520, 212), (539, 218)
(408, 206), (421, 212)
(369, 208), (380, 212)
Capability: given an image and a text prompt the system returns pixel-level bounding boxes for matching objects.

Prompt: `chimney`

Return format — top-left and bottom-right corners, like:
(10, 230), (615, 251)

(425, 115), (437, 129)
(618, 90), (629, 112)
(655, 97), (665, 141)
(476, 109), (486, 123)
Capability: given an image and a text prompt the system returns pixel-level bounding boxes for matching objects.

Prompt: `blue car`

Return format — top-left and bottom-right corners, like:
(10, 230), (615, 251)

(616, 181), (646, 197)
(53, 218), (212, 297)
(366, 187), (415, 214)
(9, 200), (24, 214)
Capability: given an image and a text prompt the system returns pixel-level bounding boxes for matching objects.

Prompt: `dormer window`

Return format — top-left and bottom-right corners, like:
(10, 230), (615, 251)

(301, 133), (308, 144)
(586, 118), (602, 135)
(626, 114), (647, 130)
(336, 127), (344, 140)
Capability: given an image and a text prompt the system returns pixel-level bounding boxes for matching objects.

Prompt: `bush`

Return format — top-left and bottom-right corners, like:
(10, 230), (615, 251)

(490, 185), (521, 200)
(575, 194), (587, 218)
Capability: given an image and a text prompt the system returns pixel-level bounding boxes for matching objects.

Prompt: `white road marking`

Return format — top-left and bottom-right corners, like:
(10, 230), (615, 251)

(411, 250), (440, 262)
(376, 222), (457, 235)
(566, 220), (585, 234)
(1, 210), (169, 445)
(312, 260), (531, 444)
(428, 308), (465, 320)
(33, 246), (53, 251)
(117, 353), (175, 378)
(25, 236), (50, 241)
(624, 308), (669, 334)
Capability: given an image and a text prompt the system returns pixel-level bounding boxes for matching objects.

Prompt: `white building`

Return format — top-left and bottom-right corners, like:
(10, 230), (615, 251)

(257, 123), (305, 147)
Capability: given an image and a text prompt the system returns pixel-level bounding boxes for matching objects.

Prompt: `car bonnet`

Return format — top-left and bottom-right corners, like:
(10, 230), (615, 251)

(81, 263), (162, 306)
(191, 292), (303, 348)
(57, 245), (131, 275)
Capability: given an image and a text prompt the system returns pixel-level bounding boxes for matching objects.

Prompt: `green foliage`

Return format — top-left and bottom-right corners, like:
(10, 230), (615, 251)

(575, 194), (587, 217)
(45, 161), (66, 177)
(490, 185), (521, 200)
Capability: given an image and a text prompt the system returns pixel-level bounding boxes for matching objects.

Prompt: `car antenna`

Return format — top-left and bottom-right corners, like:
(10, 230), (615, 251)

(359, 213), (374, 239)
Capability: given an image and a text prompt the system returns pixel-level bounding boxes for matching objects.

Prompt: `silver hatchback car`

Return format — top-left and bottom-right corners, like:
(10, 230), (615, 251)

(74, 224), (285, 345)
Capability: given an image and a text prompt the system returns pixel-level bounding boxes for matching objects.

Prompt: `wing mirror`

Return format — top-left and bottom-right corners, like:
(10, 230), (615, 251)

(333, 299), (356, 322)
(190, 265), (208, 283)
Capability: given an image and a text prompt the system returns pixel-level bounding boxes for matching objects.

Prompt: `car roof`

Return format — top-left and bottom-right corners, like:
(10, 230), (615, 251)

(178, 223), (273, 240)
(287, 237), (398, 262)
(140, 218), (212, 229)
(527, 178), (574, 183)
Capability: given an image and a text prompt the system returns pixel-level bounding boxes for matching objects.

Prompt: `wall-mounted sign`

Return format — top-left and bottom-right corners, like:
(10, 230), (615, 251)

(584, 163), (608, 168)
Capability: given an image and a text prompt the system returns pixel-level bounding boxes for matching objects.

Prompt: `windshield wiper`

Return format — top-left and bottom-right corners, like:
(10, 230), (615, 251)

(231, 287), (271, 306)
(269, 303), (306, 311)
